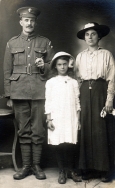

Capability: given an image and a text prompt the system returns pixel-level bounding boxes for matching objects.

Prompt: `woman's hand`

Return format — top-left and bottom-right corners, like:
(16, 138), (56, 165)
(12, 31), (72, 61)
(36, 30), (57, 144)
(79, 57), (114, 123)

(47, 121), (55, 131)
(105, 100), (113, 113)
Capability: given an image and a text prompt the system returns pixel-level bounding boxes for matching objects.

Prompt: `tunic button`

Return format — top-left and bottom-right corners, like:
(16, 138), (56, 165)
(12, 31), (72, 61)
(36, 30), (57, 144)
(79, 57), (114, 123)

(28, 55), (30, 58)
(28, 39), (30, 41)
(28, 47), (30, 48)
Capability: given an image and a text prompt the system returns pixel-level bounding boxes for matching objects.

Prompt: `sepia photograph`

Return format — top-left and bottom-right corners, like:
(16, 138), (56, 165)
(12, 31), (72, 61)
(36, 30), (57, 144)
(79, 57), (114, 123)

(0, 0), (115, 187)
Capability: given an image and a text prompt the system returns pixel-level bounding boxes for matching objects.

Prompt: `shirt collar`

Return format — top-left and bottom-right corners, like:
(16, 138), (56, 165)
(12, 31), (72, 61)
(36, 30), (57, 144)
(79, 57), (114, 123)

(57, 75), (71, 80)
(84, 47), (103, 55)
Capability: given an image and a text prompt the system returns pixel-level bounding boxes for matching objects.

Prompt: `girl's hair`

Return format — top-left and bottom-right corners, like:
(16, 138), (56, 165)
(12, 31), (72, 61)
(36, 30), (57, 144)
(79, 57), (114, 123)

(48, 56), (74, 79)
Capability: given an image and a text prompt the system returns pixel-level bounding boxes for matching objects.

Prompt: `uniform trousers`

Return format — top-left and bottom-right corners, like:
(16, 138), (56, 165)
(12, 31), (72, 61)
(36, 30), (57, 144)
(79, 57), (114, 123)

(13, 100), (45, 144)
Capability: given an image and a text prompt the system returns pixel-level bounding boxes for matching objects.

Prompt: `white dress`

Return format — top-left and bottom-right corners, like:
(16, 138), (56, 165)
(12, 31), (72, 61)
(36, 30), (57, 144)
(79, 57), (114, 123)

(45, 75), (81, 145)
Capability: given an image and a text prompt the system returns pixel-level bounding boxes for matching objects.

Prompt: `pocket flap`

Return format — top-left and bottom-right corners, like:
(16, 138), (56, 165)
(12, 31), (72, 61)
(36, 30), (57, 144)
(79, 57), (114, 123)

(34, 47), (46, 53)
(9, 74), (21, 81)
(11, 48), (25, 54)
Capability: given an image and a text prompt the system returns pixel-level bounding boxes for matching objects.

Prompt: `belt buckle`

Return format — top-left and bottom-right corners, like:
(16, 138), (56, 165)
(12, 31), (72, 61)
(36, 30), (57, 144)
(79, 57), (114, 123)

(26, 64), (32, 75)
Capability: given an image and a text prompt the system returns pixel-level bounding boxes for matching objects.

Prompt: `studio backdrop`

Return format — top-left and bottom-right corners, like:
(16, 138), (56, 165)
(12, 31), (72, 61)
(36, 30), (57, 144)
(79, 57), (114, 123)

(0, 0), (115, 168)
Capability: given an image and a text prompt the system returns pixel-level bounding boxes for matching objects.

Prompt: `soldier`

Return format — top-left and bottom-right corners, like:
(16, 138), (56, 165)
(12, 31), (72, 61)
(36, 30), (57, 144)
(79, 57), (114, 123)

(3, 7), (54, 180)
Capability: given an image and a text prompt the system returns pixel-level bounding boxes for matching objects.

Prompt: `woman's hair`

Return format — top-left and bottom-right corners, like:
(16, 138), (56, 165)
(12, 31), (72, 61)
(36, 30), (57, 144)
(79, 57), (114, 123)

(95, 29), (103, 39)
(48, 56), (74, 79)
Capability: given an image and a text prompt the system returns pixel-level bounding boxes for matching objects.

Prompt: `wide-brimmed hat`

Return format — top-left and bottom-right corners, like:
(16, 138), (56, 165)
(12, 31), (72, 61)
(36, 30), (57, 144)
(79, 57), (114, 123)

(50, 52), (75, 69)
(17, 7), (40, 18)
(77, 22), (110, 40)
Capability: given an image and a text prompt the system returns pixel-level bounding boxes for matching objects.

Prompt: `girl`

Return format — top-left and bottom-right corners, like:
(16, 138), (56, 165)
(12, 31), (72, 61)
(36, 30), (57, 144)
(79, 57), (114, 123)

(45, 52), (81, 184)
(75, 22), (115, 182)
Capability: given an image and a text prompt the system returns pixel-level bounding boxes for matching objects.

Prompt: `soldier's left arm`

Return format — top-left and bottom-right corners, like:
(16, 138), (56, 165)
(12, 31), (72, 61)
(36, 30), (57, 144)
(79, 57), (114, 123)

(40, 40), (55, 76)
(45, 40), (55, 63)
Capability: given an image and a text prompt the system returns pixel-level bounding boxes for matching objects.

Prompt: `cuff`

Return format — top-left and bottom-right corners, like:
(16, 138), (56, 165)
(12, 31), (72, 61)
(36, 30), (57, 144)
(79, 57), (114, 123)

(106, 93), (114, 102)
(40, 67), (45, 75)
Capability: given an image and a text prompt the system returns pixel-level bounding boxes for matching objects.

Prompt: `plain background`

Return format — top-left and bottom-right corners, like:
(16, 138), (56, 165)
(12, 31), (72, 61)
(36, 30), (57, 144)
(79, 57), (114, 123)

(0, 0), (115, 169)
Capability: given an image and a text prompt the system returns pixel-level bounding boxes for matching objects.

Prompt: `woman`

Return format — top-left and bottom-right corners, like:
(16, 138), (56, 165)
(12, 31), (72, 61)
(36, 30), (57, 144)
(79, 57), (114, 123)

(75, 22), (115, 182)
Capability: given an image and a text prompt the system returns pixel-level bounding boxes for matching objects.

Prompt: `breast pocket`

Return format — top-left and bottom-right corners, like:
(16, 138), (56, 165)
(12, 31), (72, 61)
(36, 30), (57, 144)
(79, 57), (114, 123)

(11, 48), (25, 65)
(34, 47), (47, 60)
(9, 74), (21, 81)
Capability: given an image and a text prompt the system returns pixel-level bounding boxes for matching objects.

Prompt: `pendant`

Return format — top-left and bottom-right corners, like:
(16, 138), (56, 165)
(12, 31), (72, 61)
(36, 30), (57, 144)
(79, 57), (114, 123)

(89, 86), (92, 89)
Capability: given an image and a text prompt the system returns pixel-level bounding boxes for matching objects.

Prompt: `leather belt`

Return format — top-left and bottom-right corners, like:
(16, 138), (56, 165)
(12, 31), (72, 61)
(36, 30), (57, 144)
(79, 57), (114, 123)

(13, 64), (40, 75)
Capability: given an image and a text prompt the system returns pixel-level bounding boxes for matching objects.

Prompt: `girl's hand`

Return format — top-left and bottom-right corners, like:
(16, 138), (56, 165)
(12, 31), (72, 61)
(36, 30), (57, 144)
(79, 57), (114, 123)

(7, 99), (13, 108)
(47, 121), (55, 131)
(78, 120), (81, 130)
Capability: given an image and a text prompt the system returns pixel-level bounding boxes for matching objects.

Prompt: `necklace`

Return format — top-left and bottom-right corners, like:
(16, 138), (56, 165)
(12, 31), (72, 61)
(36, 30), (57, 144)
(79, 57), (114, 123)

(89, 80), (93, 89)
(89, 81), (92, 89)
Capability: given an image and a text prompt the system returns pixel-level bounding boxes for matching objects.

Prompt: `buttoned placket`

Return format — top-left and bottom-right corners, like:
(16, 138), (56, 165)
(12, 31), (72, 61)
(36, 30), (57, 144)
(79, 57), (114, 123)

(86, 52), (95, 89)
(27, 39), (31, 59)
(21, 33), (37, 69)
(87, 52), (95, 79)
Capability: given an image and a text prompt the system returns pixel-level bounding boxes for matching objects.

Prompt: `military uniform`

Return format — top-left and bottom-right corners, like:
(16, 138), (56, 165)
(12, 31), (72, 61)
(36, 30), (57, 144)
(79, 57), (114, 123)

(4, 7), (54, 180)
(4, 32), (54, 143)
(4, 33), (53, 100)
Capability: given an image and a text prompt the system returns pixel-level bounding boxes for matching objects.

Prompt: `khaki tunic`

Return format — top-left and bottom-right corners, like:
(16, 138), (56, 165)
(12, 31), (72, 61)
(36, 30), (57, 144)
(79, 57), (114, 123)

(4, 32), (54, 99)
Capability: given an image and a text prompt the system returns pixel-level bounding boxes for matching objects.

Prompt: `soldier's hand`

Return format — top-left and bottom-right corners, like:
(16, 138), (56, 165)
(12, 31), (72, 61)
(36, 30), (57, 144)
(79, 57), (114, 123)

(47, 121), (55, 131)
(7, 99), (13, 108)
(35, 57), (44, 69)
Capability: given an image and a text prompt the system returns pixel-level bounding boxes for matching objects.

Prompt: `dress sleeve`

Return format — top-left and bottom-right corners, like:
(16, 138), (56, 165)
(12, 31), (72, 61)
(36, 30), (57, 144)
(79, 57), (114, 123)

(73, 80), (81, 111)
(45, 80), (52, 114)
(105, 52), (115, 102)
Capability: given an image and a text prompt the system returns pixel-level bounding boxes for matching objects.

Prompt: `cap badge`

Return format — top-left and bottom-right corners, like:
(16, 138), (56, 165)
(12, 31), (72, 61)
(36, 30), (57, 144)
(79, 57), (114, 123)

(28, 8), (32, 13)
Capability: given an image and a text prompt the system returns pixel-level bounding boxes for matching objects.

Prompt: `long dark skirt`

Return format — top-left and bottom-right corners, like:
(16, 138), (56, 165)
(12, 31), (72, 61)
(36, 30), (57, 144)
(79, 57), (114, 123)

(79, 78), (110, 172)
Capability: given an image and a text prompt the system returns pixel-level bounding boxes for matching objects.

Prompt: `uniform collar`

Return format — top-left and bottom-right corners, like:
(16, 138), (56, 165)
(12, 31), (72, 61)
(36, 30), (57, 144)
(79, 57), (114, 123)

(21, 31), (37, 40)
